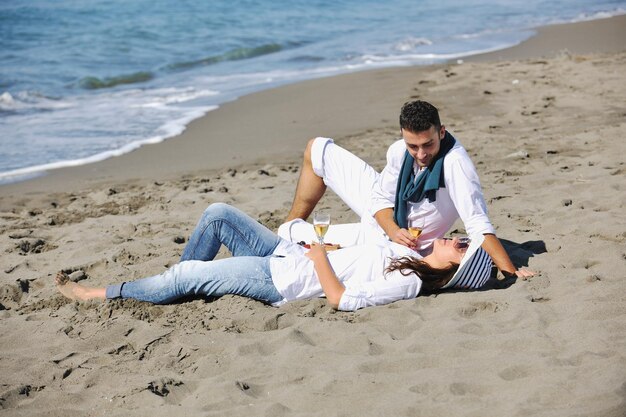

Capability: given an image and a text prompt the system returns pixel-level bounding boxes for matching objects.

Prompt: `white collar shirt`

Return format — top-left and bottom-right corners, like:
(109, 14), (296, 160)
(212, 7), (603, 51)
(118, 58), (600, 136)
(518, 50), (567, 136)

(270, 242), (421, 311)
(369, 138), (495, 254)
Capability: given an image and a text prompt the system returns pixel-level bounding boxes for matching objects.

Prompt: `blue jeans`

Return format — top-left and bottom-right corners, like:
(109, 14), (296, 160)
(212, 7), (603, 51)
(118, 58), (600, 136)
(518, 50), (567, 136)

(105, 203), (284, 304)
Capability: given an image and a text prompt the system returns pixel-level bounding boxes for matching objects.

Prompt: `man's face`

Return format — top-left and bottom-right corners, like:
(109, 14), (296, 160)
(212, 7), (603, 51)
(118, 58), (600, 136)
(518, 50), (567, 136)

(402, 125), (445, 168)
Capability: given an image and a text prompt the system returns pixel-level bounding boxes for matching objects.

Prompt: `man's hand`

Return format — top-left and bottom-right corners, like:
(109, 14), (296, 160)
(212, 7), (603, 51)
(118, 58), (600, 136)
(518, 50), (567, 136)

(482, 234), (538, 281)
(374, 208), (418, 249)
(514, 267), (536, 280)
(390, 228), (418, 249)
(502, 266), (537, 280)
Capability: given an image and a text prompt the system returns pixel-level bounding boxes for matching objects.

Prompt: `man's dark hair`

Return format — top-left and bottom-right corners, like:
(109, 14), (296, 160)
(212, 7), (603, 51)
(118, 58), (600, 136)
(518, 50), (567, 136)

(399, 100), (441, 133)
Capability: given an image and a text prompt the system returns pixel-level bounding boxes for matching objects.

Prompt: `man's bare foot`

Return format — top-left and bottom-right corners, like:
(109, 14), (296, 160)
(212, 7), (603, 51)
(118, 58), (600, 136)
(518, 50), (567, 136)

(55, 272), (106, 301)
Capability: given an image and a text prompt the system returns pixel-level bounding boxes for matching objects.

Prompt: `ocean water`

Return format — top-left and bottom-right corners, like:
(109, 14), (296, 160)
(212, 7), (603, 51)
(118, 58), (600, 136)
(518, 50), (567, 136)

(1, 0), (624, 184)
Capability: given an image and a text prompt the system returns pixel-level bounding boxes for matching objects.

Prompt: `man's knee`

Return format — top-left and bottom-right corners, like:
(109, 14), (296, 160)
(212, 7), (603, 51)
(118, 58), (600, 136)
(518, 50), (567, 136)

(303, 137), (317, 165)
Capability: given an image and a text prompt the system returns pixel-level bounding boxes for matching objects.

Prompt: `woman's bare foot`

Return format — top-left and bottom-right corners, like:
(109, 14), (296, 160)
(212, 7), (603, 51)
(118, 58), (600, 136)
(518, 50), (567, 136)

(55, 272), (106, 301)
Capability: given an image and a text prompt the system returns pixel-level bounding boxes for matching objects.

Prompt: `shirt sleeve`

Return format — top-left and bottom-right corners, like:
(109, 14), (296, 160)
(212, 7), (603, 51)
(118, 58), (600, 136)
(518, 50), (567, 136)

(370, 140), (406, 216)
(337, 272), (422, 311)
(444, 149), (496, 236)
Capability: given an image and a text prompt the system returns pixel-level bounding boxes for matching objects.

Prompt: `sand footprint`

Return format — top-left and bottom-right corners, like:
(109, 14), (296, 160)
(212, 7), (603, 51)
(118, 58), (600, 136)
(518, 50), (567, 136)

(409, 383), (432, 395)
(0, 385), (45, 409)
(234, 380), (265, 399)
(258, 311), (288, 331)
(456, 301), (507, 319)
(287, 328), (316, 346)
(457, 322), (489, 336)
(0, 283), (23, 304)
(368, 340), (384, 356)
(449, 382), (489, 396)
(237, 341), (272, 356)
(107, 343), (136, 356)
(146, 377), (184, 397)
(263, 403), (292, 417)
(498, 365), (531, 381)
(141, 377), (195, 405)
(15, 237), (57, 255)
(357, 358), (407, 374)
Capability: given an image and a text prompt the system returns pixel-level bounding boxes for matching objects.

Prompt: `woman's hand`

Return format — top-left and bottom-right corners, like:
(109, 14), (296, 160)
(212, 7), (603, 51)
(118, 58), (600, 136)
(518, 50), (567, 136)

(305, 242), (328, 261)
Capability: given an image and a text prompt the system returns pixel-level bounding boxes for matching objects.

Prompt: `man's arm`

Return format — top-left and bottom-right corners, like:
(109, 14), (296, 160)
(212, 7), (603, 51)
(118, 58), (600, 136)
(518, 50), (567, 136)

(444, 150), (535, 278)
(482, 234), (535, 279)
(370, 140), (417, 248)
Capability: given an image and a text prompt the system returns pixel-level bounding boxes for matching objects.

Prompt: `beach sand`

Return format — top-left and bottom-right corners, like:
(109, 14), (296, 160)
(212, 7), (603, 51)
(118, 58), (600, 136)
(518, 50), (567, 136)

(1, 15), (625, 417)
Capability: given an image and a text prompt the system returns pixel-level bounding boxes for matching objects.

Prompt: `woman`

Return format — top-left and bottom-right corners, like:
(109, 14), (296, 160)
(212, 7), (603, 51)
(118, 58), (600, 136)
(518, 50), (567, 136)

(56, 203), (492, 311)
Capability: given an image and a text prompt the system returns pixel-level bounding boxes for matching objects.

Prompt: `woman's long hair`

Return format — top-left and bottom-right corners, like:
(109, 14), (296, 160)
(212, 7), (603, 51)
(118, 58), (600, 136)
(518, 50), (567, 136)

(386, 256), (459, 292)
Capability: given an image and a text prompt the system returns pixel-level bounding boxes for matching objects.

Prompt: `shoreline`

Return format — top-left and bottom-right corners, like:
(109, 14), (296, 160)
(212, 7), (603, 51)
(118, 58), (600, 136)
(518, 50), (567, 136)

(1, 14), (625, 199)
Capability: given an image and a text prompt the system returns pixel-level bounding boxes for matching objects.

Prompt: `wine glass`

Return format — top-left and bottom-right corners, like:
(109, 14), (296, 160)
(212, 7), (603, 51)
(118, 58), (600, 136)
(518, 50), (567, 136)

(408, 217), (425, 239)
(313, 211), (330, 245)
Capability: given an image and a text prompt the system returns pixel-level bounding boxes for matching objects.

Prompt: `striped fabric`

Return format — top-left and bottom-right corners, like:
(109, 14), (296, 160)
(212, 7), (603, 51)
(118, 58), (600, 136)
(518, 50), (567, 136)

(442, 234), (493, 290)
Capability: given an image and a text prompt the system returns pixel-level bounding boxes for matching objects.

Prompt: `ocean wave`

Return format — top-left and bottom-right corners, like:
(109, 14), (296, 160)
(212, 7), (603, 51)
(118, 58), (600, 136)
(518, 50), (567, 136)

(0, 104), (218, 184)
(0, 92), (15, 108)
(288, 55), (325, 63)
(358, 43), (525, 65)
(166, 43), (284, 71)
(136, 88), (219, 108)
(78, 71), (154, 90)
(454, 28), (509, 40)
(559, 7), (626, 24)
(393, 37), (433, 52)
(0, 91), (73, 113)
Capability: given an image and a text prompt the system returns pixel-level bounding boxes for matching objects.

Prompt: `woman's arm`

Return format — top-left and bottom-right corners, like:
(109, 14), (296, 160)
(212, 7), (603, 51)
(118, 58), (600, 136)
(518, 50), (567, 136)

(305, 244), (345, 309)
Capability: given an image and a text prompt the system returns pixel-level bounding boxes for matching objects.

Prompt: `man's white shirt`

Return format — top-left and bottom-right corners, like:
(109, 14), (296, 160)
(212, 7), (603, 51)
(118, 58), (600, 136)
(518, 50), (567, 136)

(370, 138), (495, 253)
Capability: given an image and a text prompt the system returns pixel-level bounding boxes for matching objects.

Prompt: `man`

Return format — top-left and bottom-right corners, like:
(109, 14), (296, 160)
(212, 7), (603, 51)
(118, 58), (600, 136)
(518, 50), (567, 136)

(279, 100), (533, 279)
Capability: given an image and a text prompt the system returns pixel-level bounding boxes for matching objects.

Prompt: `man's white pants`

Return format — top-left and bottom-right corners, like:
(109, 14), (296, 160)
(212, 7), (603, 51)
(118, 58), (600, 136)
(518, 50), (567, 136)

(277, 137), (387, 247)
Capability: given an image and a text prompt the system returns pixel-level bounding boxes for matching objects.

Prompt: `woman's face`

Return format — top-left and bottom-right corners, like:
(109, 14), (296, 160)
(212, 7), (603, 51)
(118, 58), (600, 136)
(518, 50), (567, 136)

(430, 238), (468, 266)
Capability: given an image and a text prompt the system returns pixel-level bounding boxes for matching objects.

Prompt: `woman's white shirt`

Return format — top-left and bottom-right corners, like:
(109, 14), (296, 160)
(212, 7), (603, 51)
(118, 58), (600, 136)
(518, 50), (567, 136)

(270, 242), (422, 311)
